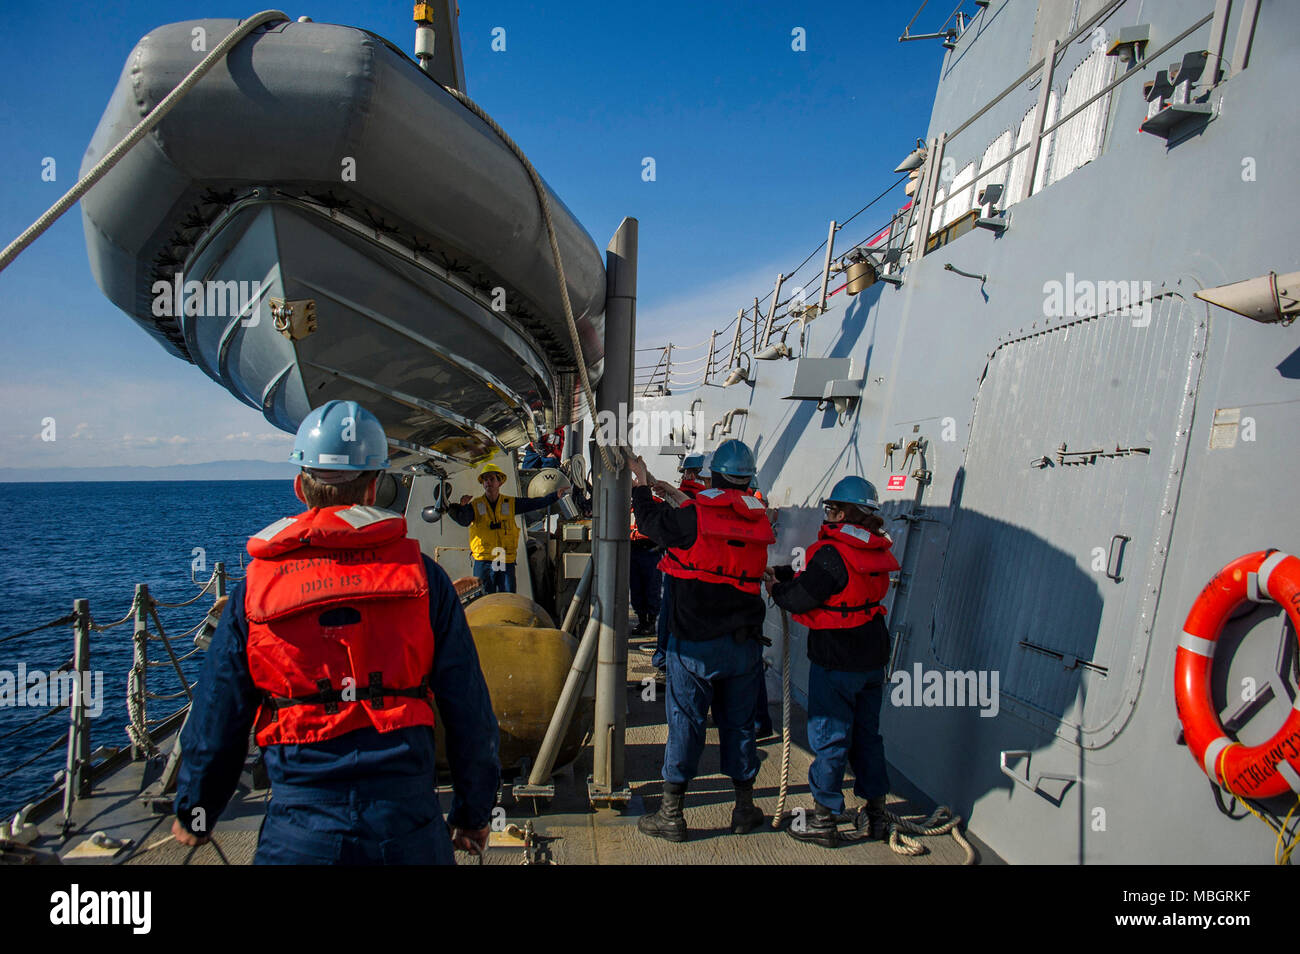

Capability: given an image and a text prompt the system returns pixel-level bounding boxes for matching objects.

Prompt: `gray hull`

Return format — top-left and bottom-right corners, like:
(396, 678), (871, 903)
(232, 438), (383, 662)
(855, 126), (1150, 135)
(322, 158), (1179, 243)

(81, 17), (605, 461)
(632, 0), (1300, 863)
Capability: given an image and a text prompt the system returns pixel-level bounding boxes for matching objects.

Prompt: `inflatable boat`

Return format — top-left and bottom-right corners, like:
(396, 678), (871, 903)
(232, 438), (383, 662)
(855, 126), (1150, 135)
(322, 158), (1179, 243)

(81, 17), (606, 464)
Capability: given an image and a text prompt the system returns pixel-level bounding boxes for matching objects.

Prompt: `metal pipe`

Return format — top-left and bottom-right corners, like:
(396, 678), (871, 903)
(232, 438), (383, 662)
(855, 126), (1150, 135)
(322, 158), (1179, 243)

(130, 585), (150, 760)
(1021, 38), (1057, 205)
(61, 599), (90, 829)
(591, 216), (637, 796)
(727, 309), (744, 369)
(915, 133), (945, 253)
(761, 273), (785, 349)
(526, 614), (602, 787)
(816, 220), (837, 316)
(560, 558), (594, 636)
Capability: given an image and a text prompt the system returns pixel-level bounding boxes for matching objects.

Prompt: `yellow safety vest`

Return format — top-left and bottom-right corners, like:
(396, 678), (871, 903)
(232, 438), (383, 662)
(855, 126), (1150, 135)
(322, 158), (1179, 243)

(468, 494), (519, 563)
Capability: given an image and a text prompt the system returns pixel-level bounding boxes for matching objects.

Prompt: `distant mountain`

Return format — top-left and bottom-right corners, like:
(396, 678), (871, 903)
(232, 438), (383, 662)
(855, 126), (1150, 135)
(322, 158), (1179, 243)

(0, 459), (294, 482)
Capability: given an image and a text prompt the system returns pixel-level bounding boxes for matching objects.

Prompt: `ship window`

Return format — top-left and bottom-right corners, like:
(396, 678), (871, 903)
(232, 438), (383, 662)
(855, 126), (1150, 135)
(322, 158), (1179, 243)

(939, 162), (977, 228)
(1050, 48), (1115, 184)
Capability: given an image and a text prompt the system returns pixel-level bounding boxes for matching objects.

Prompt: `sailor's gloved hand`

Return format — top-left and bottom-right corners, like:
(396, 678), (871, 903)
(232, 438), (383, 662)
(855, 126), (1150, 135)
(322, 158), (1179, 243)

(452, 824), (491, 857)
(460, 494), (473, 506)
(628, 454), (650, 487)
(172, 816), (210, 848)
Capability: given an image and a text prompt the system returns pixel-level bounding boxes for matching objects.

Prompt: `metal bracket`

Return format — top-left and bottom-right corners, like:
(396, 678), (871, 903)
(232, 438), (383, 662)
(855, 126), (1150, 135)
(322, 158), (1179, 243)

(586, 776), (632, 810)
(999, 750), (1080, 806)
(269, 298), (317, 341)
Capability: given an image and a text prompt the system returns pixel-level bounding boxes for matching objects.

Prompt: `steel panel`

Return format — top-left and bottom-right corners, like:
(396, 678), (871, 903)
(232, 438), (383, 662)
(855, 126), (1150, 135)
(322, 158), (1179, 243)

(931, 293), (1203, 746)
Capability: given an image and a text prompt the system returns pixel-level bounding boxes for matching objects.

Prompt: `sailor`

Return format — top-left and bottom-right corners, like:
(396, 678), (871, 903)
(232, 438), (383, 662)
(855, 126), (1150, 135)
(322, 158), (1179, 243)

(629, 439), (774, 841)
(171, 401), (499, 864)
(521, 427), (564, 470)
(743, 475), (775, 741)
(765, 476), (899, 848)
(629, 503), (663, 636)
(678, 452), (707, 498)
(447, 461), (568, 594)
(638, 453), (708, 672)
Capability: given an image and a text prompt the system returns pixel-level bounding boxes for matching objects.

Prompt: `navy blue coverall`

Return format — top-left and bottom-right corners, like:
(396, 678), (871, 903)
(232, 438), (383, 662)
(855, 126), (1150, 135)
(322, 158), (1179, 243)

(770, 546), (891, 813)
(631, 485), (767, 787)
(174, 555), (499, 865)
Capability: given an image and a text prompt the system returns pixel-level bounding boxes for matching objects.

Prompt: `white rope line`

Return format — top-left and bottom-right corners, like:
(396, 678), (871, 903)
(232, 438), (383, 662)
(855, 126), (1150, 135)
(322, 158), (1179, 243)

(0, 10), (288, 274)
(443, 86), (624, 476)
(771, 609), (793, 828)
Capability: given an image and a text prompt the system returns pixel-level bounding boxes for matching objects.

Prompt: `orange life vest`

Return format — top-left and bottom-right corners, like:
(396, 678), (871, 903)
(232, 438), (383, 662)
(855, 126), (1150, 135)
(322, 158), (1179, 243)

(679, 477), (707, 499)
(660, 488), (775, 594)
(791, 523), (898, 629)
(244, 505), (436, 746)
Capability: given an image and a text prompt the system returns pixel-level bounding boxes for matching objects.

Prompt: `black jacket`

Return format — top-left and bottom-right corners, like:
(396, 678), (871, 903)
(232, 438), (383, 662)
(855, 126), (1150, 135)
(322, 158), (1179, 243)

(631, 485), (767, 641)
(770, 546), (890, 672)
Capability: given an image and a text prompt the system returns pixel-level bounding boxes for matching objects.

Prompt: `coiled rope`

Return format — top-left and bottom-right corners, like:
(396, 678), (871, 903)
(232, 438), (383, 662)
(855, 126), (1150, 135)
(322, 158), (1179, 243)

(874, 804), (976, 864)
(0, 10), (289, 274)
(443, 86), (624, 478)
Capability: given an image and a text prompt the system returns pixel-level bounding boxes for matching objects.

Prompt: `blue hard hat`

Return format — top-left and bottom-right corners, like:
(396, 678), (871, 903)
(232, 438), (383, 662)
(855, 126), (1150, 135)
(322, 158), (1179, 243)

(680, 453), (705, 472)
(290, 400), (390, 470)
(709, 439), (756, 479)
(824, 476), (880, 511)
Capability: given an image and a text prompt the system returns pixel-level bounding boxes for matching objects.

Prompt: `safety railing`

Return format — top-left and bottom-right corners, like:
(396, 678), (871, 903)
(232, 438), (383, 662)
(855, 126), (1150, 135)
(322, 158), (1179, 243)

(0, 564), (229, 837)
(634, 0), (1229, 400)
(634, 185), (913, 397)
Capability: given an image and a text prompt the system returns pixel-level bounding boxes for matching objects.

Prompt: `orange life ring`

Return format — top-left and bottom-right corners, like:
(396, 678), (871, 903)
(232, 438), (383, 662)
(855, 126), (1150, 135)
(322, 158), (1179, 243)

(1175, 550), (1300, 799)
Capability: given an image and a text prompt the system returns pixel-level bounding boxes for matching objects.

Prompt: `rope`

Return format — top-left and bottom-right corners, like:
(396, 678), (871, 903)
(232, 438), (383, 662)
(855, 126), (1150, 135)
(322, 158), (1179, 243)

(125, 664), (158, 758)
(442, 86), (623, 477)
(0, 10), (288, 274)
(90, 598), (140, 632)
(1217, 745), (1300, 865)
(771, 609), (793, 828)
(0, 702), (69, 741)
(150, 586), (215, 610)
(0, 612), (76, 646)
(878, 804), (976, 863)
(0, 729), (69, 780)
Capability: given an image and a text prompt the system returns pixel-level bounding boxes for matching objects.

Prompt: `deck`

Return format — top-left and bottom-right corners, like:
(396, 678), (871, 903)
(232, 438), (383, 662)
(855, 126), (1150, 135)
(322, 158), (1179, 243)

(37, 632), (990, 866)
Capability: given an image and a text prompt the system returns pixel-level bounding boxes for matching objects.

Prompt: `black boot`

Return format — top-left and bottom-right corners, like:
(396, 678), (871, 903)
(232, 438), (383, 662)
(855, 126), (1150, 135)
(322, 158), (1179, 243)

(730, 780), (765, 834)
(845, 796), (890, 842)
(638, 782), (688, 842)
(785, 802), (839, 848)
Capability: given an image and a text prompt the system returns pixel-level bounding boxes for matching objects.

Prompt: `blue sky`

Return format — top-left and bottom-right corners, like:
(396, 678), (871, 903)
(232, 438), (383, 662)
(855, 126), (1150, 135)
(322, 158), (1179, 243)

(0, 1), (945, 468)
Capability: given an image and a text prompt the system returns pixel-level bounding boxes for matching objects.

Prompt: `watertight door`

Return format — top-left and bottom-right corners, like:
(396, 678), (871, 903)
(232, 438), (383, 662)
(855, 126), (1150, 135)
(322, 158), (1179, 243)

(930, 294), (1204, 747)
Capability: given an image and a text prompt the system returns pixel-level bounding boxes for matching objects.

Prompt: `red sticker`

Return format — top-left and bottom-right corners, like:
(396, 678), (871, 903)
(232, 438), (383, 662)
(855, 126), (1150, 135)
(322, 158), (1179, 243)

(886, 475), (907, 491)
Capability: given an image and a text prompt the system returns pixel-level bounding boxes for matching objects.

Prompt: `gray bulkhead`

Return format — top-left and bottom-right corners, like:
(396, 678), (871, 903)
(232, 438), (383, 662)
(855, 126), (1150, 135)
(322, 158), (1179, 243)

(633, 0), (1299, 863)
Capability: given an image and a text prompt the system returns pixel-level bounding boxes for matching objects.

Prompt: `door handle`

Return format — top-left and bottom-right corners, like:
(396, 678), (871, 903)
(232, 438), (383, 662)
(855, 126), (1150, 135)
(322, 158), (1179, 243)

(1106, 534), (1130, 582)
